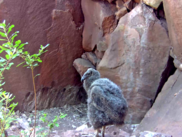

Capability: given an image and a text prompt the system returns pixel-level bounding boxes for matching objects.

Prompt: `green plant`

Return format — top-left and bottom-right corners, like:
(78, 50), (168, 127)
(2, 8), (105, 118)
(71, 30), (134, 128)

(0, 20), (20, 137)
(17, 42), (49, 137)
(0, 20), (49, 137)
(0, 91), (18, 136)
(40, 113), (67, 136)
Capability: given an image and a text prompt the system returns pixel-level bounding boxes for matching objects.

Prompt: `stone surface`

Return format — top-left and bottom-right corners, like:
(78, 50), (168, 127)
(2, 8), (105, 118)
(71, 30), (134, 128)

(63, 125), (130, 137)
(0, 0), (84, 111)
(83, 52), (98, 66)
(97, 4), (170, 123)
(133, 131), (172, 137)
(124, 0), (138, 11)
(73, 58), (95, 77)
(115, 7), (128, 20)
(163, 0), (182, 63)
(143, 0), (162, 9)
(0, 0), (55, 110)
(81, 0), (117, 51)
(134, 70), (182, 137)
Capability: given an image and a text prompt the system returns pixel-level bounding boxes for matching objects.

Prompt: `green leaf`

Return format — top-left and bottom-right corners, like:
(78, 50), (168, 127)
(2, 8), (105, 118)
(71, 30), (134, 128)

(18, 43), (27, 49)
(15, 40), (21, 47)
(37, 58), (42, 63)
(0, 46), (8, 51)
(55, 123), (59, 127)
(8, 24), (15, 34)
(0, 49), (3, 53)
(0, 32), (6, 37)
(34, 74), (40, 78)
(60, 114), (67, 119)
(10, 33), (17, 43)
(0, 39), (7, 41)
(16, 61), (25, 67)
(8, 62), (14, 68)
(5, 54), (10, 60)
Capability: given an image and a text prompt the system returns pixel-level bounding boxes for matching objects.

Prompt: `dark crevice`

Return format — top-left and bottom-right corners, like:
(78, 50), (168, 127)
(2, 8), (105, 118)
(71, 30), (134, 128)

(153, 56), (176, 105)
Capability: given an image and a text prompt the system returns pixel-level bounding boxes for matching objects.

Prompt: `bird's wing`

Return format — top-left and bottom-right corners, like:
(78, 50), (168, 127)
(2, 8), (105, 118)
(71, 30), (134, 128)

(89, 85), (127, 119)
(89, 85), (108, 112)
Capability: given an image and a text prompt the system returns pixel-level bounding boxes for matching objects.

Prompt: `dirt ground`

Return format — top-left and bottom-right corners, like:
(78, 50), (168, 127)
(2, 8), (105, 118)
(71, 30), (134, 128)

(7, 103), (89, 136)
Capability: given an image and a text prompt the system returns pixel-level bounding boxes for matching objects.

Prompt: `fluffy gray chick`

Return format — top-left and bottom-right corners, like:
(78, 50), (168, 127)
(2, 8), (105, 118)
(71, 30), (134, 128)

(81, 68), (128, 137)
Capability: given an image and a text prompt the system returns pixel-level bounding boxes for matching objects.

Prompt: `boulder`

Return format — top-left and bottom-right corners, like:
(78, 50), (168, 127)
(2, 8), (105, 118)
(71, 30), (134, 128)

(134, 70), (182, 137)
(0, 0), (84, 111)
(81, 0), (117, 51)
(143, 0), (162, 9)
(73, 58), (95, 77)
(163, 0), (182, 63)
(97, 4), (170, 123)
(82, 52), (98, 66)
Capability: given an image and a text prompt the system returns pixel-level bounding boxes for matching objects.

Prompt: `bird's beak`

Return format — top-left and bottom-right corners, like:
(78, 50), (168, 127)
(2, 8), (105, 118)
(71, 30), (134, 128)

(81, 74), (86, 82)
(81, 75), (85, 82)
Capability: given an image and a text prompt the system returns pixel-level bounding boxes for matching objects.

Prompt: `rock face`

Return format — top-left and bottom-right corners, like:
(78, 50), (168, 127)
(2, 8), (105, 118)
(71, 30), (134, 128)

(163, 0), (182, 63)
(0, 0), (84, 111)
(81, 0), (117, 51)
(133, 131), (172, 137)
(97, 4), (170, 123)
(134, 70), (182, 137)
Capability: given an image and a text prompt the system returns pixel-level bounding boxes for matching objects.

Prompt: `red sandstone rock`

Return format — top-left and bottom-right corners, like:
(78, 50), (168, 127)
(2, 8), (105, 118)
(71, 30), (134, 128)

(55, 0), (84, 27)
(97, 4), (170, 123)
(81, 0), (117, 51)
(0, 0), (55, 110)
(163, 0), (182, 63)
(134, 70), (182, 137)
(0, 0), (84, 111)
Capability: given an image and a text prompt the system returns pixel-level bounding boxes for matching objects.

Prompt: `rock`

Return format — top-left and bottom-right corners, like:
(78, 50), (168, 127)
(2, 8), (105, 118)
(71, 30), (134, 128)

(115, 7), (128, 20)
(95, 49), (105, 60)
(143, 0), (162, 9)
(75, 124), (88, 131)
(0, 0), (84, 111)
(97, 4), (170, 123)
(22, 8), (84, 110)
(73, 58), (95, 77)
(163, 0), (182, 63)
(84, 52), (98, 66)
(55, 0), (84, 27)
(17, 118), (29, 130)
(134, 70), (182, 137)
(0, 0), (55, 111)
(81, 0), (117, 51)
(97, 40), (108, 52)
(133, 131), (172, 137)
(123, 0), (138, 11)
(102, 15), (117, 36)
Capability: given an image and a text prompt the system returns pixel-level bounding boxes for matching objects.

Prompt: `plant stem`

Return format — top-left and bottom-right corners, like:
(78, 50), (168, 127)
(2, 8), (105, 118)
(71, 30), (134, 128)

(31, 66), (37, 137)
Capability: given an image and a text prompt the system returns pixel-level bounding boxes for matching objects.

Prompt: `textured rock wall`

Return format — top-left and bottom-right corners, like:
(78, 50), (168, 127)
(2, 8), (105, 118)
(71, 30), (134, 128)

(74, 1), (170, 124)
(0, 0), (85, 111)
(134, 70), (182, 137)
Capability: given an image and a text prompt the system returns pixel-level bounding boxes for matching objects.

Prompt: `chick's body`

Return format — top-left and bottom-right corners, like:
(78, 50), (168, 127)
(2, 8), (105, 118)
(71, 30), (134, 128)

(82, 68), (128, 130)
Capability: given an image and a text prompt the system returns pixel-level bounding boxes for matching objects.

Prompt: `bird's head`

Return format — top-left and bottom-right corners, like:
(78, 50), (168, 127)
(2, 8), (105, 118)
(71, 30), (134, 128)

(81, 68), (100, 82)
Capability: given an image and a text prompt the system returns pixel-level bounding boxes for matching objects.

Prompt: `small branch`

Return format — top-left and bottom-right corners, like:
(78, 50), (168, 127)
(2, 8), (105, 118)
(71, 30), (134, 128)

(31, 67), (37, 137)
